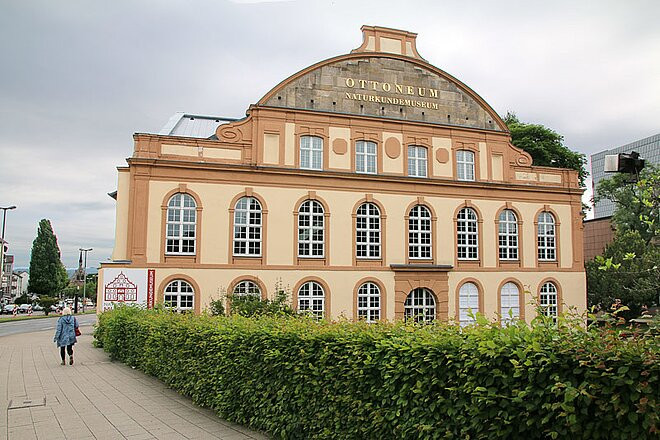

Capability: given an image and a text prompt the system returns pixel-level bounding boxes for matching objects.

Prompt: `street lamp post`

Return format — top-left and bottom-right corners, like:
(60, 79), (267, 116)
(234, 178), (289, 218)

(80, 248), (92, 312)
(0, 206), (17, 299)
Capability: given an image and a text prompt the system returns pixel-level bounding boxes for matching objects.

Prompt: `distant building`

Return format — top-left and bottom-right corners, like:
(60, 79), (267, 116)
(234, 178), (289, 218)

(1, 254), (14, 298)
(591, 133), (660, 219)
(583, 217), (615, 262)
(12, 271), (29, 297)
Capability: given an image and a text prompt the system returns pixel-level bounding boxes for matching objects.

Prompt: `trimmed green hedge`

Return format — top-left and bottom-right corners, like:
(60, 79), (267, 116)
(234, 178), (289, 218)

(95, 307), (659, 439)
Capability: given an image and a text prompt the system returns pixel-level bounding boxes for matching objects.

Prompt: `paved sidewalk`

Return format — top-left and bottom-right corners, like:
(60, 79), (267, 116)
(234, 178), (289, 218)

(0, 325), (268, 440)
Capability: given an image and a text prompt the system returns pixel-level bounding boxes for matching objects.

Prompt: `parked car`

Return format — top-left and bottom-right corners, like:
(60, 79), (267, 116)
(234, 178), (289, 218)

(32, 304), (44, 311)
(2, 304), (17, 314)
(18, 304), (31, 313)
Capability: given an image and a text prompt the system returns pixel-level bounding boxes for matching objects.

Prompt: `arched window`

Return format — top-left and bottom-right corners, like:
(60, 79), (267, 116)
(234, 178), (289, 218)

(537, 212), (556, 261)
(407, 145), (427, 177)
(357, 282), (380, 322)
(298, 200), (325, 257)
(164, 280), (194, 312)
(166, 193), (196, 254)
(356, 202), (381, 259)
(404, 288), (436, 322)
(457, 208), (478, 260)
(458, 282), (479, 326)
(233, 197), (262, 256)
(297, 281), (324, 319)
(356, 140), (377, 174)
(232, 280), (261, 298)
(300, 135), (323, 170)
(498, 209), (518, 260)
(540, 281), (558, 320)
(408, 205), (432, 259)
(500, 282), (520, 325)
(456, 150), (475, 181)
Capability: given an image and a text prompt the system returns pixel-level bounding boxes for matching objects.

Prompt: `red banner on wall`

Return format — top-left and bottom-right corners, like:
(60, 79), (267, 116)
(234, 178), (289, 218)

(147, 269), (155, 309)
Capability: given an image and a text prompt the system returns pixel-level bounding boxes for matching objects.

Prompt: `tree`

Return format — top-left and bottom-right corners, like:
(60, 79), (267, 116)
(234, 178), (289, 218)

(27, 219), (68, 296)
(13, 294), (30, 305)
(504, 112), (587, 187)
(594, 164), (659, 243)
(38, 296), (58, 316)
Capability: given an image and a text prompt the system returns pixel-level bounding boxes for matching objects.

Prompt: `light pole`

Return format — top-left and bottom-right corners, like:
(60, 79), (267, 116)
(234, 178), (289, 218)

(0, 206), (17, 299)
(79, 248), (92, 312)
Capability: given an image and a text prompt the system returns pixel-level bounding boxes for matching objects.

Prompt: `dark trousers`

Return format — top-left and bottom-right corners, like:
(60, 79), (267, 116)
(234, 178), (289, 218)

(60, 345), (73, 360)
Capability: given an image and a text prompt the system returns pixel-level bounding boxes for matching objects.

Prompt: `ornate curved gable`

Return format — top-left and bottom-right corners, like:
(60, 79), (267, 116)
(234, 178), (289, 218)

(258, 26), (506, 132)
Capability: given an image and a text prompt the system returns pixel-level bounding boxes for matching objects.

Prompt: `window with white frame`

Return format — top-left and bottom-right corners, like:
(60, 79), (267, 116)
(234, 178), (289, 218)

(298, 200), (324, 257)
(537, 212), (556, 261)
(540, 281), (558, 320)
(356, 202), (381, 259)
(232, 280), (261, 298)
(408, 205), (432, 259)
(498, 209), (519, 260)
(166, 193), (196, 254)
(456, 150), (475, 181)
(297, 281), (324, 319)
(356, 140), (377, 174)
(164, 280), (194, 312)
(357, 282), (380, 322)
(500, 282), (520, 325)
(233, 197), (262, 256)
(404, 288), (436, 322)
(407, 145), (427, 177)
(457, 207), (478, 260)
(300, 136), (323, 170)
(458, 282), (479, 326)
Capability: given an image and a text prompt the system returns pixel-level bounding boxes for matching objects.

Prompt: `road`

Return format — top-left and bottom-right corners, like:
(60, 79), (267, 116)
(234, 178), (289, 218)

(0, 314), (97, 337)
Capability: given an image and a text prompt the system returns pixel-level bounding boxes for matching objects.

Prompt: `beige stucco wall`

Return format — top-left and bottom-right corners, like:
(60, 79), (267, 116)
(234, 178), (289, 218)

(111, 170), (130, 261)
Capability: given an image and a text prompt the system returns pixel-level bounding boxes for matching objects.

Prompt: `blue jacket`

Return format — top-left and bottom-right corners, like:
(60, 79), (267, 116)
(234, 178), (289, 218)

(54, 315), (78, 347)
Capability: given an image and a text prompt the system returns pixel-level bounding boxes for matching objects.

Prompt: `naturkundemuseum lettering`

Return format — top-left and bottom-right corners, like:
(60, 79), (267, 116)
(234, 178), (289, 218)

(344, 77), (440, 109)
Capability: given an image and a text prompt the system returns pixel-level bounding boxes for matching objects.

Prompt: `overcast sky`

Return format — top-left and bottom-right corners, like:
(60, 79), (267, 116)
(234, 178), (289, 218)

(1, 0), (658, 269)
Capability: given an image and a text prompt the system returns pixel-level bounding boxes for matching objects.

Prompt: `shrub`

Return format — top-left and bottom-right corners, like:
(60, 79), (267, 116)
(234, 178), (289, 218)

(95, 307), (659, 439)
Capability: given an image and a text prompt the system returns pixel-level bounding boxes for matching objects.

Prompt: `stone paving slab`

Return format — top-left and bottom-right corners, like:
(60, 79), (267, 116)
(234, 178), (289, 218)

(0, 326), (268, 440)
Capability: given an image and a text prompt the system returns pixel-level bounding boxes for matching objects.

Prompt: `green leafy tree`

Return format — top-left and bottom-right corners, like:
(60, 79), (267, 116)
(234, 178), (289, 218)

(13, 293), (30, 305)
(38, 296), (58, 315)
(27, 219), (68, 296)
(228, 280), (295, 317)
(504, 112), (587, 187)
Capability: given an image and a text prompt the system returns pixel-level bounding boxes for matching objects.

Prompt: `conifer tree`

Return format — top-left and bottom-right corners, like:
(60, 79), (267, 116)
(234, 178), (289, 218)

(28, 219), (68, 295)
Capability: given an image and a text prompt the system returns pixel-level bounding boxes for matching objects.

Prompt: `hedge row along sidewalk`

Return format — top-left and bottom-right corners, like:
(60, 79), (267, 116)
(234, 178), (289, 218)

(94, 307), (659, 439)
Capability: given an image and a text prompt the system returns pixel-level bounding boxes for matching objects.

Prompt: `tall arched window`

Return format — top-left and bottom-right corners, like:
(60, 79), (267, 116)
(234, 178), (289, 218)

(500, 282), (520, 325)
(356, 140), (377, 174)
(540, 281), (558, 320)
(356, 202), (381, 259)
(407, 145), (427, 177)
(232, 280), (261, 298)
(164, 280), (194, 312)
(404, 288), (436, 323)
(233, 197), (262, 256)
(498, 209), (518, 260)
(166, 193), (196, 254)
(297, 281), (325, 318)
(458, 282), (479, 326)
(300, 135), (323, 170)
(298, 200), (325, 257)
(457, 207), (478, 260)
(408, 205), (432, 259)
(357, 282), (381, 322)
(456, 150), (475, 181)
(537, 212), (556, 261)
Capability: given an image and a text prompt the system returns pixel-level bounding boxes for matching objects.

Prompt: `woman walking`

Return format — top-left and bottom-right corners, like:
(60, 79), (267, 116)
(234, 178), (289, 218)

(54, 307), (79, 365)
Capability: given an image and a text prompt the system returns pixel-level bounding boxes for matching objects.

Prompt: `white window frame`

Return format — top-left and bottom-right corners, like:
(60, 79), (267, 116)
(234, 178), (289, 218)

(537, 212), (556, 261)
(540, 281), (558, 320)
(233, 197), (262, 257)
(404, 288), (436, 323)
(498, 209), (519, 260)
(500, 282), (520, 325)
(456, 150), (475, 181)
(300, 135), (323, 170)
(356, 202), (381, 259)
(408, 205), (432, 260)
(459, 282), (479, 327)
(298, 200), (325, 258)
(357, 282), (381, 322)
(166, 193), (196, 255)
(355, 140), (377, 174)
(164, 280), (194, 312)
(407, 145), (428, 178)
(457, 207), (478, 260)
(232, 280), (261, 298)
(297, 281), (324, 319)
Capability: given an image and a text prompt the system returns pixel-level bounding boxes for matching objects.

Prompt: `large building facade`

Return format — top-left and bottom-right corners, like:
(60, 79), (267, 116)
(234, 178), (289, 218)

(98, 26), (586, 324)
